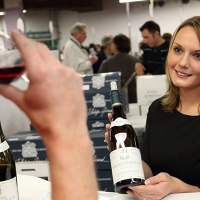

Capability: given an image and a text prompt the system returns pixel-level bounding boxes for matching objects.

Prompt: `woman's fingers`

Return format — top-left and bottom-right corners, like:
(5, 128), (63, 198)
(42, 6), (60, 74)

(108, 113), (112, 122)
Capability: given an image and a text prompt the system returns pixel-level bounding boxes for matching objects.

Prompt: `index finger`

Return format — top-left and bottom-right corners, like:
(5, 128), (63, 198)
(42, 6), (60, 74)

(11, 31), (42, 67)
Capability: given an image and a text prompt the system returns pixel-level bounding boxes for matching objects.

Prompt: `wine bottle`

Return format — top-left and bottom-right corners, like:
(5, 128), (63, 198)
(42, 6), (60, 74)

(0, 122), (19, 199)
(109, 81), (145, 194)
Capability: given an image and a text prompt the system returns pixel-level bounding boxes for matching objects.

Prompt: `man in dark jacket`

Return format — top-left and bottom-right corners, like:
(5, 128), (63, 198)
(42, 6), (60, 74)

(98, 34), (139, 103)
(135, 21), (170, 75)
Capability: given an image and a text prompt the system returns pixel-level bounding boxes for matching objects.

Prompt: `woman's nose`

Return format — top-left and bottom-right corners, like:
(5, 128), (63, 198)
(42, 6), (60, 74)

(178, 54), (190, 68)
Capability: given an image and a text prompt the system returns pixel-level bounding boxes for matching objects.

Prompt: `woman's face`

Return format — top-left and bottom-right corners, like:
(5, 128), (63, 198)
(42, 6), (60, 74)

(167, 26), (200, 92)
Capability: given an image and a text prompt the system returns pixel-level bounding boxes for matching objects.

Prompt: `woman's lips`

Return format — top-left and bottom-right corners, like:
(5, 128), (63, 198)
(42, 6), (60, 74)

(175, 70), (192, 77)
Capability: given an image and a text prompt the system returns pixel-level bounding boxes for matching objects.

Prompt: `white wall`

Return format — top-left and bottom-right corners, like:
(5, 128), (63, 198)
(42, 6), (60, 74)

(22, 0), (200, 54)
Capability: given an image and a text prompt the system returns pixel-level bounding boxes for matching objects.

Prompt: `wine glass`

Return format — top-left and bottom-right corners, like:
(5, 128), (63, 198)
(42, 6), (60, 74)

(0, 31), (27, 84)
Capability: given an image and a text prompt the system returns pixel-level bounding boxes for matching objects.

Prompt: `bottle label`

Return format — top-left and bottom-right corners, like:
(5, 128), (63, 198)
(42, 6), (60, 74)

(110, 147), (145, 184)
(0, 177), (19, 200)
(0, 141), (9, 153)
(110, 117), (131, 128)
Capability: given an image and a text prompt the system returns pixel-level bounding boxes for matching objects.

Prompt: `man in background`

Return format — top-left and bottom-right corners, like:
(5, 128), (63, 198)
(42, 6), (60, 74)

(99, 34), (138, 103)
(135, 21), (169, 75)
(63, 22), (98, 74)
(93, 35), (113, 73)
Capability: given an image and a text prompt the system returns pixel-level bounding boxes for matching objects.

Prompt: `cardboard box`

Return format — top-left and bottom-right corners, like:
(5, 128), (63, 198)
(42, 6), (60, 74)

(136, 75), (167, 105)
(87, 119), (109, 131)
(140, 104), (150, 116)
(82, 72), (121, 92)
(126, 115), (146, 148)
(126, 103), (140, 117)
(7, 131), (47, 162)
(90, 129), (111, 170)
(85, 91), (112, 120)
(16, 161), (50, 181)
(96, 170), (114, 192)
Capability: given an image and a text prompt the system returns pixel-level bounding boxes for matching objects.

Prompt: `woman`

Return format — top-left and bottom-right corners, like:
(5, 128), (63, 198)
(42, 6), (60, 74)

(106, 16), (200, 200)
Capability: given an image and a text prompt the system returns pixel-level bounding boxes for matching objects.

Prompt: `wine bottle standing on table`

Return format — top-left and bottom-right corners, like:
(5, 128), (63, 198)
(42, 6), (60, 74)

(0, 122), (19, 199)
(109, 81), (145, 194)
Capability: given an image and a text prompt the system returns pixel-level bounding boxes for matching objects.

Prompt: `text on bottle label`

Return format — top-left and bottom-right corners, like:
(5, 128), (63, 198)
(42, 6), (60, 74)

(110, 147), (145, 184)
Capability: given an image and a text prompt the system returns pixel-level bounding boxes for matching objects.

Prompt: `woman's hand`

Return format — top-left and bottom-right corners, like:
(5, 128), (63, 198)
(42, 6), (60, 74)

(127, 173), (176, 200)
(127, 172), (200, 200)
(105, 113), (112, 144)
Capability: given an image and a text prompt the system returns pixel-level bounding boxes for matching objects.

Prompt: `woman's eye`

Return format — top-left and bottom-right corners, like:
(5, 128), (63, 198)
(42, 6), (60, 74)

(194, 53), (200, 60)
(173, 47), (182, 53)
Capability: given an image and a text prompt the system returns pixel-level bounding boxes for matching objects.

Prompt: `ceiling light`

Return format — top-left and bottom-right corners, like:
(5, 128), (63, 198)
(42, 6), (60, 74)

(119, 0), (148, 3)
(0, 12), (5, 16)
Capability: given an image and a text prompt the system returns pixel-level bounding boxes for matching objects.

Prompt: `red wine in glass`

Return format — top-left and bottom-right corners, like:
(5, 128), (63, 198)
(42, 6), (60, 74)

(0, 65), (25, 84)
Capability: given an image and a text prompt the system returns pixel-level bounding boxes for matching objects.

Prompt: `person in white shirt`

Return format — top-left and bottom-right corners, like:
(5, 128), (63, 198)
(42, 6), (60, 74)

(63, 22), (98, 74)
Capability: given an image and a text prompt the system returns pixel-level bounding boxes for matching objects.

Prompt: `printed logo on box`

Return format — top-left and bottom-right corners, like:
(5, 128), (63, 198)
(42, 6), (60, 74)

(22, 141), (38, 158)
(92, 93), (106, 107)
(92, 75), (105, 89)
(92, 121), (104, 128)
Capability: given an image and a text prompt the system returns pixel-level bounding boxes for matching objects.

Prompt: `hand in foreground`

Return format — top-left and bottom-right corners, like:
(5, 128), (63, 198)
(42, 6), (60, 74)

(135, 62), (146, 75)
(0, 31), (98, 200)
(0, 31), (87, 137)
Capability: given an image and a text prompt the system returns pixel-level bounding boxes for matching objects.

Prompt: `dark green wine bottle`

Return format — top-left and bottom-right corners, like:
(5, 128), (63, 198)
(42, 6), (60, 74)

(109, 81), (145, 194)
(0, 122), (19, 199)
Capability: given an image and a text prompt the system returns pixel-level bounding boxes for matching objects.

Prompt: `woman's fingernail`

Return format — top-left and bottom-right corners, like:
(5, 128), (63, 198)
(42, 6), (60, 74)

(145, 180), (150, 185)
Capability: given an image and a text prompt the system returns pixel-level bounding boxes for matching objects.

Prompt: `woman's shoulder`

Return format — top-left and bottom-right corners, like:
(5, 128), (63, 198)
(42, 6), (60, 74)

(150, 97), (163, 107)
(148, 97), (164, 114)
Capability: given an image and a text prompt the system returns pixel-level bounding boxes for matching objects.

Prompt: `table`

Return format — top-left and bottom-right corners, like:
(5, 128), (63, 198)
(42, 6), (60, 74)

(98, 191), (200, 200)
(17, 174), (51, 200)
(17, 174), (200, 200)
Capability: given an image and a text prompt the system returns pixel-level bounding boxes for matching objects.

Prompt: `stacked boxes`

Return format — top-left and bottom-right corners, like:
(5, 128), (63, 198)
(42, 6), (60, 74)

(90, 129), (114, 192)
(81, 72), (122, 192)
(7, 131), (50, 180)
(81, 72), (121, 123)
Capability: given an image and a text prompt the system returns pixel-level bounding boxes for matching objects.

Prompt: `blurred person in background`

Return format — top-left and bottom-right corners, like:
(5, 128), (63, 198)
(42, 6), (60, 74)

(135, 21), (169, 75)
(93, 35), (113, 73)
(63, 22), (98, 74)
(162, 32), (172, 42)
(98, 34), (139, 103)
(95, 44), (101, 53)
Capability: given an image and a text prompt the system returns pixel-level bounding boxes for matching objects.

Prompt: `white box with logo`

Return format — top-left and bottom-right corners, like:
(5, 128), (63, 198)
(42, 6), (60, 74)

(136, 75), (167, 105)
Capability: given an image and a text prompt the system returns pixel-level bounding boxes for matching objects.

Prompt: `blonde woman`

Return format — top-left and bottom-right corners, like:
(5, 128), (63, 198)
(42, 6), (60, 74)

(105, 16), (200, 200)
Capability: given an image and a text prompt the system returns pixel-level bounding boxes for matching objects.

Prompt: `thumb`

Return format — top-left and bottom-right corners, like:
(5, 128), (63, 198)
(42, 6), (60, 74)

(0, 84), (24, 110)
(145, 173), (164, 185)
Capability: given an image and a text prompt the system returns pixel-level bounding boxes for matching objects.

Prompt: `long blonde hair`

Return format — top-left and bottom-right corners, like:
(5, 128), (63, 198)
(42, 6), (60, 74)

(162, 16), (200, 113)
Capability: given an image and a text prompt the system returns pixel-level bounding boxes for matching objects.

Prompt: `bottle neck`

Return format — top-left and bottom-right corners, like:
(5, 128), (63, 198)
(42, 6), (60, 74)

(0, 123), (6, 142)
(111, 90), (126, 119)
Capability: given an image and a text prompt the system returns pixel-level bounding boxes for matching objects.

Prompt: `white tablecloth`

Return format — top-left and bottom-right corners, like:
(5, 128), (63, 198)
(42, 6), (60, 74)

(17, 174), (200, 200)
(17, 174), (51, 200)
